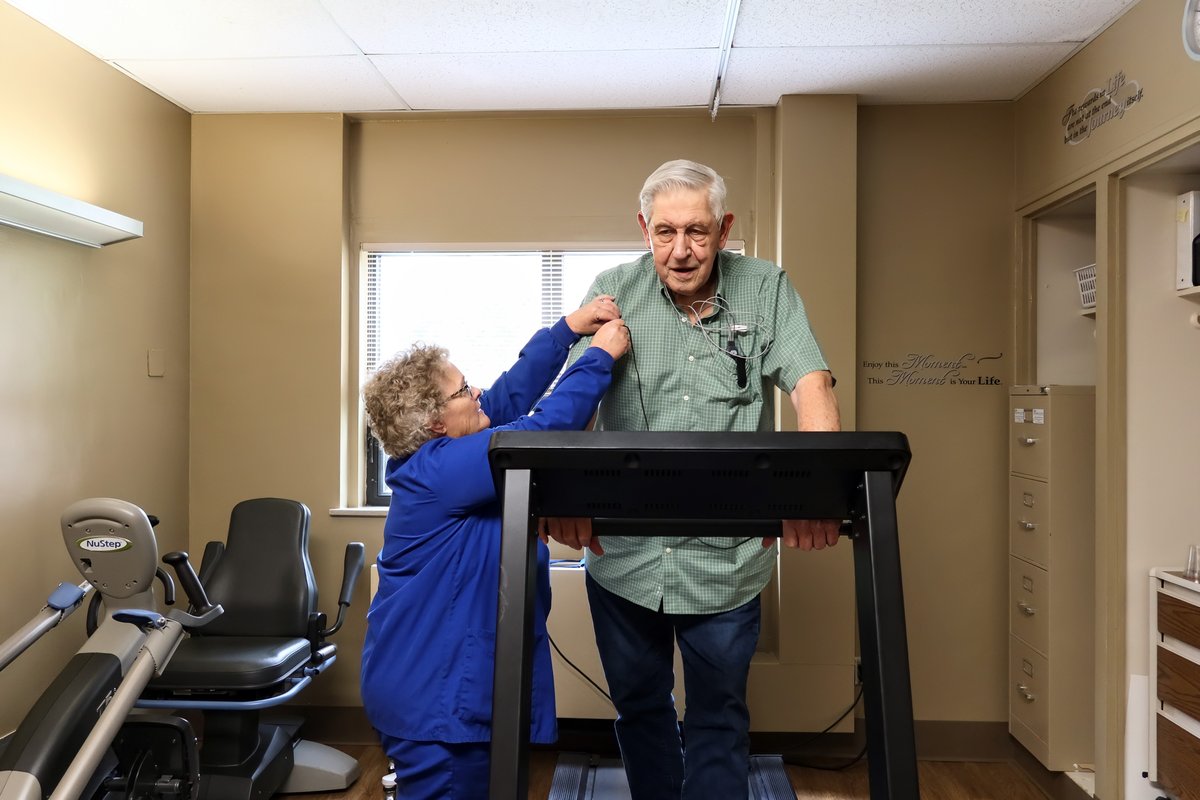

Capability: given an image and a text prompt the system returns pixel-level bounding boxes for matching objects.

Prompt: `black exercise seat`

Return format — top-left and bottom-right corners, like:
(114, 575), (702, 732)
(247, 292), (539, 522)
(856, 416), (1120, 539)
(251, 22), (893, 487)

(151, 636), (314, 692)
(140, 497), (364, 800)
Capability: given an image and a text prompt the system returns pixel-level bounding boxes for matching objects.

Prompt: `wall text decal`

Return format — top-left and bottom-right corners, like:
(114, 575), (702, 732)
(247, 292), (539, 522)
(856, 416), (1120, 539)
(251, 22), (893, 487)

(1062, 70), (1144, 146)
(860, 352), (1004, 388)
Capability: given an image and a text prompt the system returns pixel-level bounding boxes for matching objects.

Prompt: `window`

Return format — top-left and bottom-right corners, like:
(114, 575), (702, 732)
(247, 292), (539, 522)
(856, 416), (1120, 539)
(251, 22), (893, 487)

(362, 246), (647, 505)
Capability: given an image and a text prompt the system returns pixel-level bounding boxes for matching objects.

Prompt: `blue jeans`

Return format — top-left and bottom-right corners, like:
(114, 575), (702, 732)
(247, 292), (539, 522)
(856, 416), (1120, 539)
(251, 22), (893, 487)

(378, 734), (490, 800)
(586, 573), (760, 800)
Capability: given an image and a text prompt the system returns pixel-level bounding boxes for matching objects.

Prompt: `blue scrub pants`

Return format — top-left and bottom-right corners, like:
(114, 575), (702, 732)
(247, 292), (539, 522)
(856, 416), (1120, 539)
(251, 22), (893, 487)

(379, 734), (490, 800)
(585, 573), (761, 800)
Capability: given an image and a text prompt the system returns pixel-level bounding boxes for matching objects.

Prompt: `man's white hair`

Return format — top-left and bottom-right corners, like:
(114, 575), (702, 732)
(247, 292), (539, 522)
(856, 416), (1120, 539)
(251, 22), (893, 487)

(638, 159), (727, 222)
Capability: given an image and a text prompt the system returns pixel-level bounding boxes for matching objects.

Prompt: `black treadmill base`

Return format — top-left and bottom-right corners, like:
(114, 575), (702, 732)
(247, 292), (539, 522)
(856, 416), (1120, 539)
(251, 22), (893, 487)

(548, 752), (794, 799)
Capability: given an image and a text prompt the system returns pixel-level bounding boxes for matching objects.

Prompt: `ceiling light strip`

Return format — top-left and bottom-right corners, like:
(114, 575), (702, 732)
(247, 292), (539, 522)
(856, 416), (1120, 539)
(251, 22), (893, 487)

(0, 174), (143, 248)
(708, 0), (743, 120)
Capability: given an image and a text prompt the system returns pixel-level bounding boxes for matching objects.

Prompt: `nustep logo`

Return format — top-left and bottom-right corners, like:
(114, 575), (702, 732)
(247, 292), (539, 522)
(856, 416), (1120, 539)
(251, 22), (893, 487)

(77, 535), (132, 552)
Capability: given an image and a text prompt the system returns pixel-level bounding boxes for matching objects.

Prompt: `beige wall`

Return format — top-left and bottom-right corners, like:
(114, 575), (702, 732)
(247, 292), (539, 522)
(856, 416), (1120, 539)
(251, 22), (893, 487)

(1015, 0), (1200, 207)
(775, 95), (859, 428)
(0, 3), (191, 732)
(189, 113), (371, 707)
(1012, 0), (1200, 795)
(858, 104), (1015, 720)
(352, 113), (760, 246)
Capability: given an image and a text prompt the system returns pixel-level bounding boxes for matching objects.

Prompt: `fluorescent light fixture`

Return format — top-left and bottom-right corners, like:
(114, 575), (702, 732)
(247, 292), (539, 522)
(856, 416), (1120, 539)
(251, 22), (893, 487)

(0, 173), (143, 247)
(708, 0), (742, 120)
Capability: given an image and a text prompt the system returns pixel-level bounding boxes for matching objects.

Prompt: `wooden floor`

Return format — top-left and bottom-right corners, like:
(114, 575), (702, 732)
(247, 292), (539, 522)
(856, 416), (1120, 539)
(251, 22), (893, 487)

(279, 744), (1051, 799)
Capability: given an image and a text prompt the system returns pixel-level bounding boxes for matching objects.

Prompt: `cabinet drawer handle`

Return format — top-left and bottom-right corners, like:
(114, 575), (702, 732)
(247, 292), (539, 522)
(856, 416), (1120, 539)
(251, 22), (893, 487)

(1018, 601), (1036, 616)
(1016, 684), (1035, 702)
(1018, 436), (1039, 446)
(1019, 519), (1037, 530)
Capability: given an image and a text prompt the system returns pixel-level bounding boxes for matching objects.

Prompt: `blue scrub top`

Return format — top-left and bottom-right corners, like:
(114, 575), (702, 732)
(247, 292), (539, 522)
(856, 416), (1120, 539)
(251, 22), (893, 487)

(361, 320), (614, 744)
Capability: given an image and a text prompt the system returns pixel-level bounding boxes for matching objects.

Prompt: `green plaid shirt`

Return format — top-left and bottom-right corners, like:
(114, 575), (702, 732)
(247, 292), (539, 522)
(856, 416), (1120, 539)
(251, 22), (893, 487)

(567, 251), (830, 614)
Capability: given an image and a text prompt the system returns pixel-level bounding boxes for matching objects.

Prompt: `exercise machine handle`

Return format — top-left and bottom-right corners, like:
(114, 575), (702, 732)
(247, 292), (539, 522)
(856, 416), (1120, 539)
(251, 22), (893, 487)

(338, 542), (365, 608)
(0, 581), (91, 673)
(155, 566), (176, 606)
(319, 542), (365, 638)
(162, 551), (215, 616)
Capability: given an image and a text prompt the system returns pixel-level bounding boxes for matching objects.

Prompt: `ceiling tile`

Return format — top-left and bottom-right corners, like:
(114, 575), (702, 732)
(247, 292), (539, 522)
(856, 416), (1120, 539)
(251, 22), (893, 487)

(372, 50), (716, 110)
(322, 0), (727, 54)
(732, 0), (1137, 47)
(0, 0), (1141, 111)
(720, 43), (1079, 106)
(113, 56), (404, 114)
(5, 0), (360, 59)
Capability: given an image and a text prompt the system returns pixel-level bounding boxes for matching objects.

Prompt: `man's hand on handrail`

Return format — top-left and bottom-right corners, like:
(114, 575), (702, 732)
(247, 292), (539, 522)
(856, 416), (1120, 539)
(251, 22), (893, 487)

(540, 517), (603, 556)
(767, 518), (842, 551)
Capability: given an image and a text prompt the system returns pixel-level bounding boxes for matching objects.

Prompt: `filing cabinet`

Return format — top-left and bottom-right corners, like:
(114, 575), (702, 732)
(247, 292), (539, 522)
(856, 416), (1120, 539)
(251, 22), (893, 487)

(1007, 385), (1095, 770)
(1149, 569), (1200, 800)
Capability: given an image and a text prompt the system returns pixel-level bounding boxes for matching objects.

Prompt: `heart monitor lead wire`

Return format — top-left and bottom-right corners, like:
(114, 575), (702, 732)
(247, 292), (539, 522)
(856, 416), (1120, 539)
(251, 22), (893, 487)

(680, 296), (773, 388)
(679, 296), (774, 362)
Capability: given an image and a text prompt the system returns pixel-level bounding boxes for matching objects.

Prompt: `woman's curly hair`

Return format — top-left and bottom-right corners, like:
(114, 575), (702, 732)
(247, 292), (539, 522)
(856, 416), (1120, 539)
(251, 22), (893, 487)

(363, 344), (449, 458)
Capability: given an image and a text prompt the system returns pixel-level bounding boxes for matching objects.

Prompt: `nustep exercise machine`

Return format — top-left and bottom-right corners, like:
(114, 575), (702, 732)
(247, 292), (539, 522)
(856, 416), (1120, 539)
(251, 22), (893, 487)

(0, 498), (220, 800)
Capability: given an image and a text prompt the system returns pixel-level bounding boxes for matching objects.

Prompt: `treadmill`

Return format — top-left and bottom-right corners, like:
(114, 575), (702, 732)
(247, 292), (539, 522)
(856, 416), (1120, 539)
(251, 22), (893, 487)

(486, 430), (917, 800)
(548, 752), (796, 799)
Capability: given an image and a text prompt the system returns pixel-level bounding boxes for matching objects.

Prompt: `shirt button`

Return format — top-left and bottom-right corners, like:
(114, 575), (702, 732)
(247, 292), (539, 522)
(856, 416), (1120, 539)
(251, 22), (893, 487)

(687, 355), (695, 362)
(683, 395), (690, 401)
(665, 547), (673, 554)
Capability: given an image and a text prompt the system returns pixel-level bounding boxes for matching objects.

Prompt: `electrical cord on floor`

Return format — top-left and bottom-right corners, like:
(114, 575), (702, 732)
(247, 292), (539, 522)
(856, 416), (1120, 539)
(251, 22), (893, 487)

(789, 740), (869, 772)
(548, 633), (612, 703)
(548, 624), (868, 771)
(779, 683), (868, 771)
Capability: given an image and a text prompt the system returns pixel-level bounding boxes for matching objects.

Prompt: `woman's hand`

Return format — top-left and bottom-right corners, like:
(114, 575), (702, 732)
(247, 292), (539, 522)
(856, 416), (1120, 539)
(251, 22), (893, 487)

(566, 295), (621, 335)
(589, 319), (629, 360)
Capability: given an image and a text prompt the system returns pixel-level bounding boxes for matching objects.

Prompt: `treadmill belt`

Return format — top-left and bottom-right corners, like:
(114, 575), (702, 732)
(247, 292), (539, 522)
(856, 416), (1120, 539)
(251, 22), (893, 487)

(548, 753), (794, 799)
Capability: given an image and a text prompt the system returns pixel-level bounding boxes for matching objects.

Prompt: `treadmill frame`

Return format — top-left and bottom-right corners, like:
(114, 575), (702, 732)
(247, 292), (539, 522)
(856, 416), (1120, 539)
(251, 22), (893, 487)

(486, 430), (919, 800)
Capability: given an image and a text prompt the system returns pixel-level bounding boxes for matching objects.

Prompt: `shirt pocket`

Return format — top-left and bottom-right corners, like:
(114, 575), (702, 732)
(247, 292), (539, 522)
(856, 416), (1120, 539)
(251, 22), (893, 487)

(692, 345), (761, 407)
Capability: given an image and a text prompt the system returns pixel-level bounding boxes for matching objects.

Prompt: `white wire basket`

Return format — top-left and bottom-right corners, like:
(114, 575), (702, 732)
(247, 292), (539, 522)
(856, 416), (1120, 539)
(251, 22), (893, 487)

(1074, 263), (1097, 309)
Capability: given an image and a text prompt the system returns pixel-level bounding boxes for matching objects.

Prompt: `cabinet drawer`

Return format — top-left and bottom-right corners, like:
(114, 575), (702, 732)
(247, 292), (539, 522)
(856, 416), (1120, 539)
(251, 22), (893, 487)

(1158, 646), (1200, 721)
(1010, 397), (1050, 479)
(1009, 636), (1048, 743)
(1159, 592), (1200, 650)
(1157, 714), (1200, 800)
(1009, 477), (1049, 568)
(1010, 557), (1049, 654)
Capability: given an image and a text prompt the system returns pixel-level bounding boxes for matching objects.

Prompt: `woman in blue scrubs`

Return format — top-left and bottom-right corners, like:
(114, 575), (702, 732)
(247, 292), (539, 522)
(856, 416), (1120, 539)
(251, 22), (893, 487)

(360, 297), (628, 799)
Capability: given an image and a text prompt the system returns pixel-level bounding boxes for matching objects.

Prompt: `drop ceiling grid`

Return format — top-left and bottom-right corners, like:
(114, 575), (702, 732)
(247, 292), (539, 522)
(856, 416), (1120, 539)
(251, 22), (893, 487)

(1, 0), (1143, 113)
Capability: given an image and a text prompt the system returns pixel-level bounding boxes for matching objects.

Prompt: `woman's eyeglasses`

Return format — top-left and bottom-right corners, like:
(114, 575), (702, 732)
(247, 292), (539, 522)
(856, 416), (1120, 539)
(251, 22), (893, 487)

(446, 380), (472, 401)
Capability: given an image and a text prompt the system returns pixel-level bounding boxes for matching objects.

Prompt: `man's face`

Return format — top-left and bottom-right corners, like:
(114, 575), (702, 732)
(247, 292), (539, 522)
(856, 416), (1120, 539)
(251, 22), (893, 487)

(638, 187), (733, 307)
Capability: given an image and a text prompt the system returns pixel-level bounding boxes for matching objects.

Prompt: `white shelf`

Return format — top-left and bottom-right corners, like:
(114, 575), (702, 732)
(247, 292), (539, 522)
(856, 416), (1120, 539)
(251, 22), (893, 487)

(1177, 285), (1200, 297)
(1078, 308), (1096, 317)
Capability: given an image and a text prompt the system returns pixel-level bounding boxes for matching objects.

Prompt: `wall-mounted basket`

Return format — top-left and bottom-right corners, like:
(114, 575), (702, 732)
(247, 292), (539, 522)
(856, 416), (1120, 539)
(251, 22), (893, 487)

(1074, 263), (1097, 309)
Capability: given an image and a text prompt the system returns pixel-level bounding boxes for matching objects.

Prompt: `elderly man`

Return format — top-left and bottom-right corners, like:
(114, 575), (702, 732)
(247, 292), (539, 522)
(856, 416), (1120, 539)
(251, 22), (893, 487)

(548, 159), (841, 800)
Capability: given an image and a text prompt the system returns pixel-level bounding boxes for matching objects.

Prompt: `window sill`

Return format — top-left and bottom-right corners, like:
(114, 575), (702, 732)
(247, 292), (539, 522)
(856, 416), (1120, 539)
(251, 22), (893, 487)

(329, 507), (388, 518)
